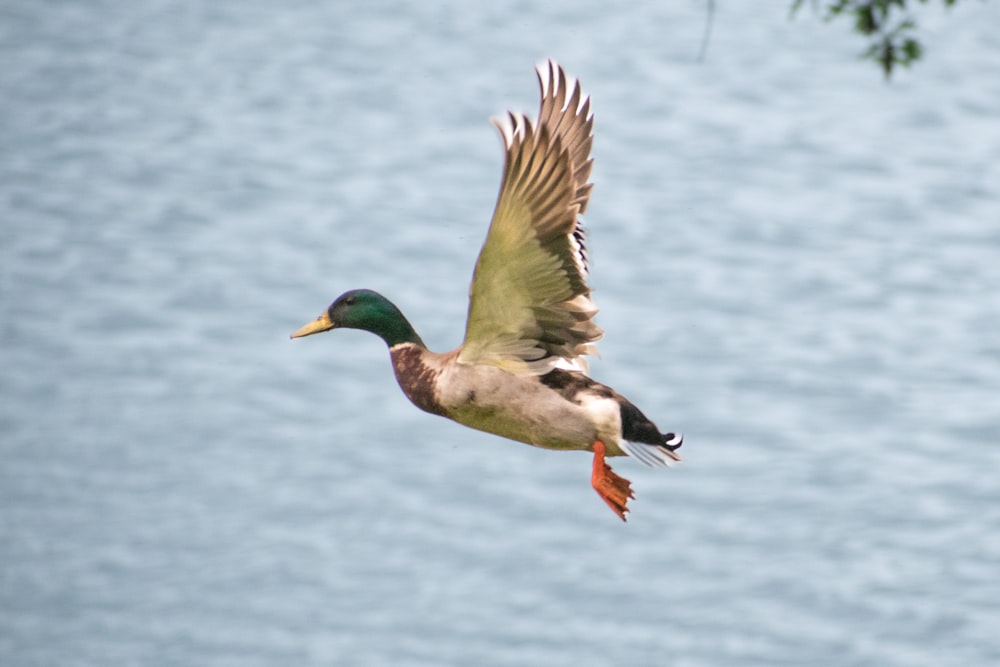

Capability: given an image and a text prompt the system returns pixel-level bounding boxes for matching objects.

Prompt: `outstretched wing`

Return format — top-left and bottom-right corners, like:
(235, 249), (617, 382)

(457, 60), (602, 375)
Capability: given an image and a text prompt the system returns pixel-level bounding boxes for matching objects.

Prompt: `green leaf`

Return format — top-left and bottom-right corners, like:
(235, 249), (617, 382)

(855, 6), (879, 34)
(902, 37), (923, 63)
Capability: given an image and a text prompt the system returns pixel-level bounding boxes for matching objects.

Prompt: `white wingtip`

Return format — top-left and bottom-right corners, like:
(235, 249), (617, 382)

(490, 111), (532, 148)
(536, 58), (588, 116)
(536, 59), (553, 93)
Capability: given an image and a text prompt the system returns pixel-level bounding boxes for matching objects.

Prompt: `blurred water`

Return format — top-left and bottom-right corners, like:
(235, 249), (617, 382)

(3, 1), (999, 665)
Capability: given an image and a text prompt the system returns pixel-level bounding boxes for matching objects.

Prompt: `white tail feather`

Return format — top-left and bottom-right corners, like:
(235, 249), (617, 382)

(618, 437), (683, 468)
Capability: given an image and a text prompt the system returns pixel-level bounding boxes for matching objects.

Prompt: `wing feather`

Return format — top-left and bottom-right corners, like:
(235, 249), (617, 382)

(458, 61), (602, 375)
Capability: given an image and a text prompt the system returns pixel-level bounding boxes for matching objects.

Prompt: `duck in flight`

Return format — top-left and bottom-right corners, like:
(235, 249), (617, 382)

(292, 61), (683, 520)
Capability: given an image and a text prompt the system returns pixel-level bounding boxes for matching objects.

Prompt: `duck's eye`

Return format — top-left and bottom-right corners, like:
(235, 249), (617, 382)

(344, 296), (357, 306)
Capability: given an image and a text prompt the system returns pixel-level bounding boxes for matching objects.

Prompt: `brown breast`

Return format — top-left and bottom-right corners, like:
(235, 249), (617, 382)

(389, 344), (448, 416)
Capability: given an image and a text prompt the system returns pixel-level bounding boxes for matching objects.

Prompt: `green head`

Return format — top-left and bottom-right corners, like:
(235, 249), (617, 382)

(290, 289), (424, 348)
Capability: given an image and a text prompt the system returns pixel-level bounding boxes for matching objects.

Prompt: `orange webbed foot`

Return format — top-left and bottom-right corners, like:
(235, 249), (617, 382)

(591, 440), (635, 522)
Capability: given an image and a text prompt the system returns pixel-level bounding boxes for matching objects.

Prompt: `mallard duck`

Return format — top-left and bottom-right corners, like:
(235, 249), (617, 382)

(292, 60), (683, 521)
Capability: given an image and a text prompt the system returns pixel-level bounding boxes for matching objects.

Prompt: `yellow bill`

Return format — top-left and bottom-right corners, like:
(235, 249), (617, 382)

(290, 311), (335, 339)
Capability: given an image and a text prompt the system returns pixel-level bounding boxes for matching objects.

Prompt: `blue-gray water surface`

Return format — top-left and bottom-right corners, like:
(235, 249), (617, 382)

(2, 2), (999, 665)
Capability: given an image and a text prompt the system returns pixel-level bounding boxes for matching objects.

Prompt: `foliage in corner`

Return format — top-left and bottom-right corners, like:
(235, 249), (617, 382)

(791, 0), (960, 79)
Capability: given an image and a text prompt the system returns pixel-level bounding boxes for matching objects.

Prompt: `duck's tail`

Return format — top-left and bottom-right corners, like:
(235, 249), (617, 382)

(618, 432), (683, 468)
